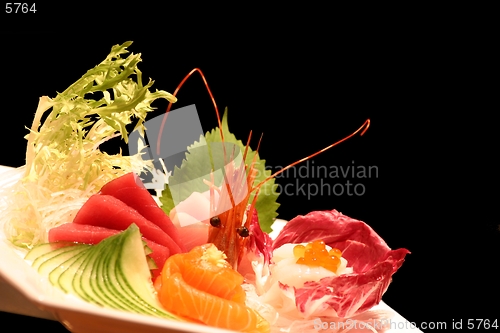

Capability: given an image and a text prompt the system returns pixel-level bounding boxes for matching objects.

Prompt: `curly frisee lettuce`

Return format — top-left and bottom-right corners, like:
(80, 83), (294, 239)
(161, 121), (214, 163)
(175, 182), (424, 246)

(2, 41), (176, 249)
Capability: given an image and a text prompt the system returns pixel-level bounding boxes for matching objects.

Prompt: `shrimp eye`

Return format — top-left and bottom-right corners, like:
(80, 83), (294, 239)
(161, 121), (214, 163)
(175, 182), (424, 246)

(210, 216), (221, 228)
(236, 226), (249, 237)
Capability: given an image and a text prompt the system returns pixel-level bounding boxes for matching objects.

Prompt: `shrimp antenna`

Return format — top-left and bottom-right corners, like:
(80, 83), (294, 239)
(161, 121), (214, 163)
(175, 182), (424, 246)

(252, 119), (371, 191)
(156, 68), (222, 156)
(157, 70), (371, 211)
(157, 68), (235, 207)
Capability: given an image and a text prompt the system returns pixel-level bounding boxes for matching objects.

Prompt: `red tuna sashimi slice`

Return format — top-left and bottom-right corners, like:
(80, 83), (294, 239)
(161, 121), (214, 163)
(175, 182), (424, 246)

(99, 172), (185, 251)
(48, 223), (169, 279)
(49, 222), (117, 244)
(72, 194), (183, 255)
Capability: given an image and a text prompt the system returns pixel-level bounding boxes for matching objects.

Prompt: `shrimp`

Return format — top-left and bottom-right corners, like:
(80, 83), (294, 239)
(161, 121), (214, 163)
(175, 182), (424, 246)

(158, 68), (370, 269)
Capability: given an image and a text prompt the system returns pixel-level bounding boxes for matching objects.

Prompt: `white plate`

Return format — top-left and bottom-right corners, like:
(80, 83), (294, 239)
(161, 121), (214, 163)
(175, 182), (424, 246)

(0, 165), (422, 333)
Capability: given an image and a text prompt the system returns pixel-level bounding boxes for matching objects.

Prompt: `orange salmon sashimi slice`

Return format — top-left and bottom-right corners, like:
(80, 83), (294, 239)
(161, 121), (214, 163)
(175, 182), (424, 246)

(155, 243), (270, 333)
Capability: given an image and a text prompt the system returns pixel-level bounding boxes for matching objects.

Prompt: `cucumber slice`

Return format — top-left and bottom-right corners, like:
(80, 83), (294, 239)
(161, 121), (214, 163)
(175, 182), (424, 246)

(57, 247), (92, 294)
(39, 244), (89, 276)
(30, 243), (82, 270)
(75, 243), (109, 306)
(26, 224), (182, 321)
(25, 241), (78, 261)
(99, 231), (158, 315)
(116, 225), (177, 319)
(86, 236), (126, 309)
(49, 246), (91, 288)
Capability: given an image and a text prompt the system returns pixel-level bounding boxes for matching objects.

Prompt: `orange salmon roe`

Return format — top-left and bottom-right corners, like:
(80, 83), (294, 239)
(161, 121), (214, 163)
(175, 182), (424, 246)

(293, 240), (342, 273)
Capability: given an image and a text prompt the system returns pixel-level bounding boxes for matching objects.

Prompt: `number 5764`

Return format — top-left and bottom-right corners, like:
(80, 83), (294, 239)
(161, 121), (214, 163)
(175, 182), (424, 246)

(5, 3), (37, 13)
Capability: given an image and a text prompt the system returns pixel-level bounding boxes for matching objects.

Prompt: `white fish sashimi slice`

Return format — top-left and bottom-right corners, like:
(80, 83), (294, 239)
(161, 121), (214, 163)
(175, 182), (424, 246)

(172, 192), (211, 226)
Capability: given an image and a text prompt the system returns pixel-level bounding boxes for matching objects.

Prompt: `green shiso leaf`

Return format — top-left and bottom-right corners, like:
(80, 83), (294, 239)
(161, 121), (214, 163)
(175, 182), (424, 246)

(160, 108), (279, 233)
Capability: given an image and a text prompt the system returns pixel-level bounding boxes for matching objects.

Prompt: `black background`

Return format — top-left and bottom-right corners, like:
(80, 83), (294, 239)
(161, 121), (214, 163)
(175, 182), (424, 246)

(1, 6), (498, 332)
